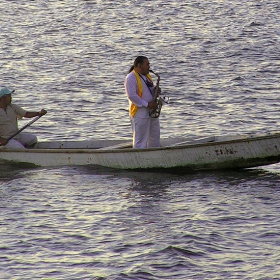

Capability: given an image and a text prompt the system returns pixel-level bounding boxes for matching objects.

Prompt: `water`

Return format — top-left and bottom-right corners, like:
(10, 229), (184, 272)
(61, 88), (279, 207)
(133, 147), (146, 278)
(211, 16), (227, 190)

(1, 0), (280, 279)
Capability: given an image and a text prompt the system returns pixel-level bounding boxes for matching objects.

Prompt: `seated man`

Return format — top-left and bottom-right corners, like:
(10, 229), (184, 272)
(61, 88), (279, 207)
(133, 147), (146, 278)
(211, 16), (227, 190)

(0, 86), (47, 149)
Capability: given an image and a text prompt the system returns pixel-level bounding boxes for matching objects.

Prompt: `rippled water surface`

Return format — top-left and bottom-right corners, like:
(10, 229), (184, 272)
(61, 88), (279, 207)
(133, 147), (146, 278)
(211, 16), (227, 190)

(1, 0), (280, 279)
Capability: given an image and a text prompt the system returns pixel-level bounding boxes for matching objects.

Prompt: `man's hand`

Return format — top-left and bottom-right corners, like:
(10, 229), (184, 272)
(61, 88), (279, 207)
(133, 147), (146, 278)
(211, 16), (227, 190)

(0, 136), (8, 146)
(147, 101), (157, 110)
(39, 109), (47, 116)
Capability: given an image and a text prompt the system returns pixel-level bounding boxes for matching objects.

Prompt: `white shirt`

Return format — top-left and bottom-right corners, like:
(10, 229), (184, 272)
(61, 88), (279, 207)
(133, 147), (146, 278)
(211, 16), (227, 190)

(0, 104), (26, 138)
(125, 71), (154, 118)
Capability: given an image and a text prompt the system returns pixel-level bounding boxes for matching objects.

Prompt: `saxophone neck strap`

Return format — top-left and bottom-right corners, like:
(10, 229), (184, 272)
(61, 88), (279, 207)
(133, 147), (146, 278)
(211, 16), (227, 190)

(136, 72), (154, 96)
(134, 71), (153, 86)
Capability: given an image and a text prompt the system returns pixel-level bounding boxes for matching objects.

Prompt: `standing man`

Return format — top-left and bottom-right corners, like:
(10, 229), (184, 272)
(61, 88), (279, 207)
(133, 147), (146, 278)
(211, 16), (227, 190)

(124, 56), (160, 148)
(0, 86), (47, 148)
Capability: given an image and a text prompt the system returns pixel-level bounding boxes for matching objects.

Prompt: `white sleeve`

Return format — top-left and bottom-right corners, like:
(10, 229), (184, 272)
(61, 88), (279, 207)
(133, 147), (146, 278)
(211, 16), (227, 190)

(125, 74), (148, 108)
(10, 104), (26, 118)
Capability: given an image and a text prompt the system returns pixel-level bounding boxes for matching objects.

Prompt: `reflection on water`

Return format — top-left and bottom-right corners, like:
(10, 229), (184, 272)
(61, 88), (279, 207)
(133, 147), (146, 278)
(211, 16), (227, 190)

(0, 163), (280, 279)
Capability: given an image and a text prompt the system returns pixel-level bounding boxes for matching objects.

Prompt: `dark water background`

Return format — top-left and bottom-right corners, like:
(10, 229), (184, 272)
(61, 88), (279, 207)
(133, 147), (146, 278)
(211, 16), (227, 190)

(1, 1), (280, 279)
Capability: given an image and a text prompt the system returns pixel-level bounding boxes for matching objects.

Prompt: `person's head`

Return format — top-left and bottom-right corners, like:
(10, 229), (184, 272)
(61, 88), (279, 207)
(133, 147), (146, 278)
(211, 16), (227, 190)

(128, 56), (150, 75)
(0, 87), (14, 106)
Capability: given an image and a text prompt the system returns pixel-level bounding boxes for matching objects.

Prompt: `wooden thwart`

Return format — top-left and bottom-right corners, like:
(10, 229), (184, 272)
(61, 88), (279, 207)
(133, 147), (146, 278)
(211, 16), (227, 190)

(98, 141), (132, 150)
(170, 136), (215, 147)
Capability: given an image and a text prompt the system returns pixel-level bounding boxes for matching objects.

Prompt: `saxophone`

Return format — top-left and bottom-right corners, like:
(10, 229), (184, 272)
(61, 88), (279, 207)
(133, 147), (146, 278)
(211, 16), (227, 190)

(149, 70), (162, 118)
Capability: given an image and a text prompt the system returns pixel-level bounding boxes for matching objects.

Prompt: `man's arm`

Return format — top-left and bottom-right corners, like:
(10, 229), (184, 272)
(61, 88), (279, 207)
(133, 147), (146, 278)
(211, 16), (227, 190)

(24, 109), (47, 118)
(0, 136), (8, 146)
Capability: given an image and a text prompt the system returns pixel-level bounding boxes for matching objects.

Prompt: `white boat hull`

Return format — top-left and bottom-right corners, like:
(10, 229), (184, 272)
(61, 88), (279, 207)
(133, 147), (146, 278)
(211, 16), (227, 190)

(1, 133), (280, 171)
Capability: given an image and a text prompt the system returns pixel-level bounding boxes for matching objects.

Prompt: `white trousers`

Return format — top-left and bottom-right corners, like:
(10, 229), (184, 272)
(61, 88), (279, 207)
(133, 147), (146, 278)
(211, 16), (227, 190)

(131, 117), (160, 148)
(5, 132), (38, 149)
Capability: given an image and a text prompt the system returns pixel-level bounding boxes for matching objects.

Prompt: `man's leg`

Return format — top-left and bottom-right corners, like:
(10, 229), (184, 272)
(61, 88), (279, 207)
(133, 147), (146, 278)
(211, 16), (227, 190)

(5, 139), (25, 149)
(16, 133), (38, 148)
(131, 117), (150, 148)
(148, 118), (160, 148)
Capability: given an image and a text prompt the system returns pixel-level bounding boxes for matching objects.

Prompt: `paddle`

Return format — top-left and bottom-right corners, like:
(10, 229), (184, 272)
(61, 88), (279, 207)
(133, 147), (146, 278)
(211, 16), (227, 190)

(6, 115), (43, 142)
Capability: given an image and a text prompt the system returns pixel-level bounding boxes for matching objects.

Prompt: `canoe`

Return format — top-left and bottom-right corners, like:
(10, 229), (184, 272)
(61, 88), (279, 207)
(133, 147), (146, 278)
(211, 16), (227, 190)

(0, 132), (280, 171)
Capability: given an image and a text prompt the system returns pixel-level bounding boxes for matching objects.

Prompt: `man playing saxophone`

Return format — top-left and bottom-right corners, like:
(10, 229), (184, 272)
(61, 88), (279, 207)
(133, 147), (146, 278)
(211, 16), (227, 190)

(124, 56), (161, 148)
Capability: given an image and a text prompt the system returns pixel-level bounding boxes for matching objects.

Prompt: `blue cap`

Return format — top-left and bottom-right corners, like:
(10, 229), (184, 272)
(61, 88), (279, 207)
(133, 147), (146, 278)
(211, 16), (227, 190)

(0, 87), (15, 98)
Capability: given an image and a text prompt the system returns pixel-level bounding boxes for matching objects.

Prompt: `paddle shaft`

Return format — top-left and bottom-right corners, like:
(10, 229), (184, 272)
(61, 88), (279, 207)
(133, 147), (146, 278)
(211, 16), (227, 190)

(6, 115), (42, 141)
